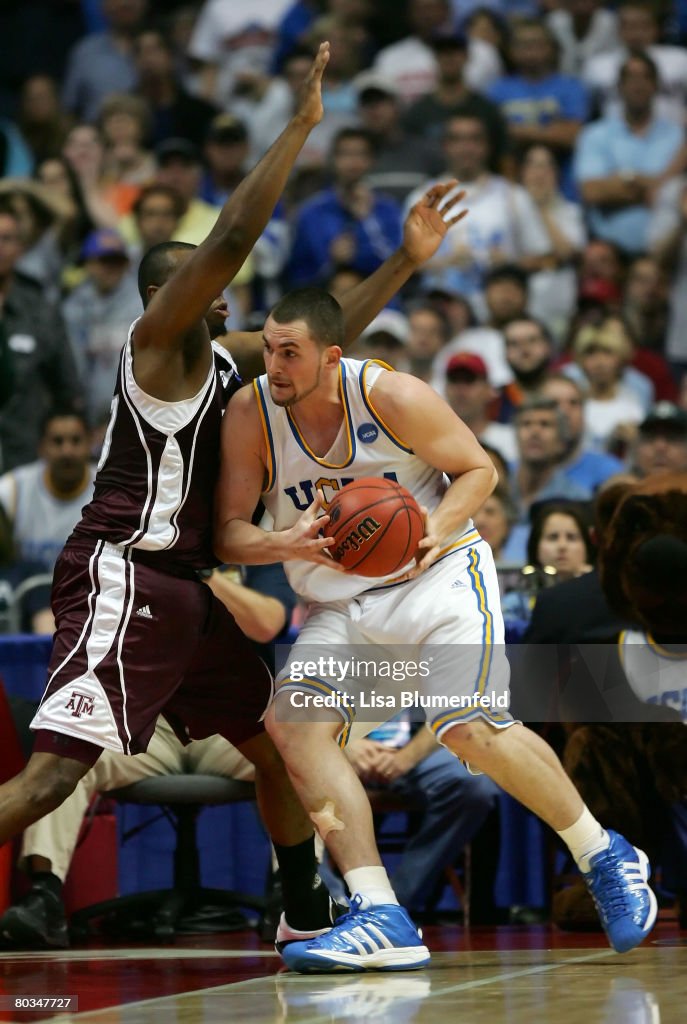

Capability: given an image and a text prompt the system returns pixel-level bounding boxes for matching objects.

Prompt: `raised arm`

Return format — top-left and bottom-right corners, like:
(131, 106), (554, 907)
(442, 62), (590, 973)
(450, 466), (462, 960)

(135, 43), (329, 353)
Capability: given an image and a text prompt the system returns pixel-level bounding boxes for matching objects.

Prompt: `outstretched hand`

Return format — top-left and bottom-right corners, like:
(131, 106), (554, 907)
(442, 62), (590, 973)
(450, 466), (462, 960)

(295, 42), (330, 129)
(401, 181), (468, 267)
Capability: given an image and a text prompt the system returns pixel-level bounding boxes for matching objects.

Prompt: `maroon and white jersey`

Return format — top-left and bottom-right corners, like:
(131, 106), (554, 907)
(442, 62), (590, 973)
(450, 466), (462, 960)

(72, 322), (241, 573)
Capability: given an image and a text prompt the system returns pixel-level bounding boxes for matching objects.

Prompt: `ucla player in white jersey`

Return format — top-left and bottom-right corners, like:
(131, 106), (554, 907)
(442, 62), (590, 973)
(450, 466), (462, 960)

(216, 290), (657, 973)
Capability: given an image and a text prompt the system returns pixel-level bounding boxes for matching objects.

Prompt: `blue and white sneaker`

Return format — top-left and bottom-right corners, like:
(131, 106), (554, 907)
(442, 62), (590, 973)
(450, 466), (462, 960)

(583, 830), (658, 953)
(279, 894), (430, 973)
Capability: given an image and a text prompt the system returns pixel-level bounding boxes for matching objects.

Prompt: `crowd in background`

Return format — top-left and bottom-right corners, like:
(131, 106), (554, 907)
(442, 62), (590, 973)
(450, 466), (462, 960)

(2, 0), (687, 630)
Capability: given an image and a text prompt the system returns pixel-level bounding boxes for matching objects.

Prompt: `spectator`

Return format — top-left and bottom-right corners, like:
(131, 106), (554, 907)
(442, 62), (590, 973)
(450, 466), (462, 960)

(507, 397), (590, 560)
(287, 127), (401, 288)
(98, 94), (156, 205)
(61, 123), (120, 231)
(353, 309), (410, 371)
(487, 19), (589, 198)
(61, 0), (148, 123)
(124, 183), (184, 262)
(148, 138), (217, 242)
(35, 156), (99, 270)
(622, 254), (669, 354)
(518, 143), (587, 340)
(498, 316), (555, 423)
(577, 237), (625, 309)
(405, 115), (548, 319)
(573, 52), (684, 255)
(0, 116), (34, 179)
(443, 352), (517, 462)
(0, 179), (71, 304)
(631, 402), (687, 477)
(473, 484), (518, 564)
(540, 373), (624, 492)
(547, 0), (619, 77)
(502, 501), (594, 622)
(406, 303), (451, 382)
(354, 73), (443, 204)
(572, 318), (646, 453)
(62, 229), (142, 423)
(0, 206), (83, 472)
(484, 264), (529, 332)
(189, 0), (293, 106)
(373, 0), (502, 103)
(582, 0), (687, 125)
(0, 409), (95, 579)
(648, 173), (687, 364)
(402, 33), (508, 171)
(133, 27), (219, 149)
(18, 76), (74, 164)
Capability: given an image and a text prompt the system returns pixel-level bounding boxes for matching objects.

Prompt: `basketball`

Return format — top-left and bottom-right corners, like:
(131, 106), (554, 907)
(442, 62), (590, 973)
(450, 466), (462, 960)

(323, 477), (425, 577)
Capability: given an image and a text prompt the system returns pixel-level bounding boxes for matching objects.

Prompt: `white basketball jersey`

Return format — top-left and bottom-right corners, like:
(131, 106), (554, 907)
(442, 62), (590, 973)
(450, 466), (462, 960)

(620, 630), (687, 723)
(255, 358), (475, 602)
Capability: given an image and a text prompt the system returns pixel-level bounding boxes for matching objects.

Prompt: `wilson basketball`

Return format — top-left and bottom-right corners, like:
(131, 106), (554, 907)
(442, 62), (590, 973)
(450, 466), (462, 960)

(323, 477), (425, 577)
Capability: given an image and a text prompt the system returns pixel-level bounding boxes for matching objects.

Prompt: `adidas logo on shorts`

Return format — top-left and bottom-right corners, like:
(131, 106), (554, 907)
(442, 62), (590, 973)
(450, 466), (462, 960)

(450, 579), (465, 589)
(136, 605), (153, 619)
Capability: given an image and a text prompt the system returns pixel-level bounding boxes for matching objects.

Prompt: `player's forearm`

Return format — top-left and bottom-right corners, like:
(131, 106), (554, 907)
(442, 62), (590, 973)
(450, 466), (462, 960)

(207, 115), (313, 252)
(206, 571), (286, 642)
(430, 466), (498, 542)
(216, 518), (286, 566)
(339, 249), (418, 348)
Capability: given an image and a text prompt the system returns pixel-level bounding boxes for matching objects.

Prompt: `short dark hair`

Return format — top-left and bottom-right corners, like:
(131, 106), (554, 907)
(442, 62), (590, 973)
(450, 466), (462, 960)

(619, 49), (659, 84)
(137, 240), (196, 303)
(40, 406), (90, 438)
(269, 288), (345, 348)
(133, 184), (185, 221)
(331, 127), (374, 155)
(485, 263), (528, 291)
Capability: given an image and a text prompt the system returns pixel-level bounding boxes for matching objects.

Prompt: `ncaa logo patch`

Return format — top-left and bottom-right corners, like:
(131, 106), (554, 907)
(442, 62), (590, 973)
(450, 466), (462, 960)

(357, 422), (379, 444)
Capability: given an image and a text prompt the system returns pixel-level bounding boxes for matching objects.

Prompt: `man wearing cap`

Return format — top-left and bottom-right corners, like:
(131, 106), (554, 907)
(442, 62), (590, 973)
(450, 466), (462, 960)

(633, 402), (687, 478)
(354, 73), (443, 203)
(444, 352), (517, 462)
(62, 229), (142, 424)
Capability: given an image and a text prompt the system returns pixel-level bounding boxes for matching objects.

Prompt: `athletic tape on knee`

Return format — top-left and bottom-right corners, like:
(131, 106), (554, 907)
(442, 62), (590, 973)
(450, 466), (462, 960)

(310, 799), (345, 840)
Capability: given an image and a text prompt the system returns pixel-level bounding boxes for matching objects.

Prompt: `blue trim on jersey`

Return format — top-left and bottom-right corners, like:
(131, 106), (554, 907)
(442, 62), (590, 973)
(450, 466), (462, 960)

(358, 361), (414, 454)
(254, 377), (277, 493)
(285, 362), (357, 469)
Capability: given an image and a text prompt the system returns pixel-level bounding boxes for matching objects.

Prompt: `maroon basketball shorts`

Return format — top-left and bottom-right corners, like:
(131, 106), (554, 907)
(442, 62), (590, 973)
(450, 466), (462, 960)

(31, 539), (272, 757)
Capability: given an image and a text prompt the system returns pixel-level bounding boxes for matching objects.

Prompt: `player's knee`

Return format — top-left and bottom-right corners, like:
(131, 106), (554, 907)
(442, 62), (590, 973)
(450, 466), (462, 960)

(441, 719), (494, 761)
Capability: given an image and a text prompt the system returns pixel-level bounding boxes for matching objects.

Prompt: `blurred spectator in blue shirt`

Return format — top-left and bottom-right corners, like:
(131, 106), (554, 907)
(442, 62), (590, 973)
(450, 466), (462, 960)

(62, 0), (147, 123)
(287, 127), (402, 288)
(487, 20), (589, 198)
(574, 52), (684, 255)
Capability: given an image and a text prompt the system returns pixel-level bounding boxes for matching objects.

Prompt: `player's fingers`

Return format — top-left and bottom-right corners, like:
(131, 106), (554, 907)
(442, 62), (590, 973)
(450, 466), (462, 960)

(312, 40), (330, 74)
(444, 209), (468, 228)
(440, 187), (466, 210)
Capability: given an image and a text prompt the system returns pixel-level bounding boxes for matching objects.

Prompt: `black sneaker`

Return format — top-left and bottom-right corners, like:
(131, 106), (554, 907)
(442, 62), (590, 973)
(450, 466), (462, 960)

(0, 886), (69, 949)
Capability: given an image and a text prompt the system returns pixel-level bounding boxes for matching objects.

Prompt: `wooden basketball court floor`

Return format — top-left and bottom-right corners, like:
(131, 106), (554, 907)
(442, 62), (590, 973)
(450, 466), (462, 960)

(0, 919), (685, 1024)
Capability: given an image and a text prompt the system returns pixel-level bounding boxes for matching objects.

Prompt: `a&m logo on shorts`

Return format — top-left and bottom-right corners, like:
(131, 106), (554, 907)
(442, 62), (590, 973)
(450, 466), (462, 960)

(65, 691), (96, 718)
(357, 422), (379, 444)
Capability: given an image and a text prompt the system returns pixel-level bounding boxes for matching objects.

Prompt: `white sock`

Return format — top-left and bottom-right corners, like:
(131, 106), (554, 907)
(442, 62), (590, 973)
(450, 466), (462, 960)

(557, 806), (610, 874)
(344, 866), (399, 907)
